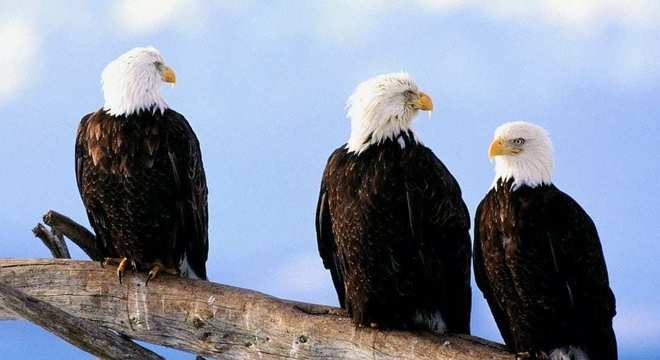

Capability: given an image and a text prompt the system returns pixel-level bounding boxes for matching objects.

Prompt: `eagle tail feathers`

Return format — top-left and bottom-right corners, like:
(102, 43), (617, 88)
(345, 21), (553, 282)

(548, 346), (589, 360)
(178, 253), (204, 280)
(412, 310), (447, 335)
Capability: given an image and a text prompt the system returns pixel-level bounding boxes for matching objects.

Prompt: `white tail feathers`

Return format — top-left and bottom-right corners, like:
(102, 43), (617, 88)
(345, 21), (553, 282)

(178, 253), (201, 279)
(549, 346), (589, 360)
(413, 311), (447, 335)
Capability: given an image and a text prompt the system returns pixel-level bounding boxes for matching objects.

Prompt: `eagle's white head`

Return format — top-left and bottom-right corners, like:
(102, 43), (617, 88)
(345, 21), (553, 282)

(101, 46), (176, 117)
(488, 121), (554, 190)
(346, 72), (433, 154)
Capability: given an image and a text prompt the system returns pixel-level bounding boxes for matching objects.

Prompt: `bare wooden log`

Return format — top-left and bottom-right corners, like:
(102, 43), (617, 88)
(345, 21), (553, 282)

(0, 280), (163, 360)
(0, 305), (17, 320)
(0, 259), (512, 359)
(42, 210), (102, 260)
(32, 223), (71, 259)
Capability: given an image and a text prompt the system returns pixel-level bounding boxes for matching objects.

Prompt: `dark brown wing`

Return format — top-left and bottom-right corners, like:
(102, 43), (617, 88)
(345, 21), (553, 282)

(546, 189), (617, 359)
(473, 196), (515, 345)
(75, 111), (117, 260)
(166, 110), (209, 280)
(316, 150), (346, 308)
(407, 148), (472, 333)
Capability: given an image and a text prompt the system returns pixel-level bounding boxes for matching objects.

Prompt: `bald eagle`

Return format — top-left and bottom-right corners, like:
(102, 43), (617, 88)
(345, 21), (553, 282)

(474, 121), (616, 359)
(316, 73), (472, 334)
(75, 47), (208, 283)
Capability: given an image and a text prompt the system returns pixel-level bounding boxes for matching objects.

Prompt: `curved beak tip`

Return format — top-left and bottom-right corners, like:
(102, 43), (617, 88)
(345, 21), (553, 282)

(418, 93), (433, 112)
(488, 139), (507, 159)
(161, 65), (176, 86)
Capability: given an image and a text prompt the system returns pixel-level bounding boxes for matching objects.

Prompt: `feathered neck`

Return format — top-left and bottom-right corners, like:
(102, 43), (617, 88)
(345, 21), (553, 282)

(346, 117), (419, 154)
(350, 129), (419, 154)
(492, 149), (554, 190)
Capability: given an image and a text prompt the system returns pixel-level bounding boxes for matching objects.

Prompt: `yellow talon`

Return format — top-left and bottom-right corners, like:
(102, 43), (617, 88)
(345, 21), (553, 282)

(116, 257), (129, 285)
(145, 265), (160, 286)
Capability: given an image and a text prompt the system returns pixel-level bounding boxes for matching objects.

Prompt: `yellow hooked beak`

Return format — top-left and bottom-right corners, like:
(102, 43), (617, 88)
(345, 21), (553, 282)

(488, 138), (512, 159)
(160, 65), (176, 85)
(413, 91), (434, 111)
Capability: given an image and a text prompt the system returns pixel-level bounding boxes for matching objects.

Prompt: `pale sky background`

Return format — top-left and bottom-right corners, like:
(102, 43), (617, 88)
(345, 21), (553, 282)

(1, 1), (659, 359)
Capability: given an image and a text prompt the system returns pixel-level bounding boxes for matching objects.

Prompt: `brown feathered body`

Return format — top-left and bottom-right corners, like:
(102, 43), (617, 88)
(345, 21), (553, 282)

(474, 179), (616, 358)
(316, 131), (472, 333)
(75, 108), (208, 279)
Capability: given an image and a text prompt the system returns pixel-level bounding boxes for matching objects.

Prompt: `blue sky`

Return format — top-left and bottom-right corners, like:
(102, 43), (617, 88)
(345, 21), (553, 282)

(1, 1), (659, 358)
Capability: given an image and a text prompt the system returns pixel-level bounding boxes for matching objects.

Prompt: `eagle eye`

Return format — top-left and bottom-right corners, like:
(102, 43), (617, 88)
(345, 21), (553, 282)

(511, 138), (526, 145)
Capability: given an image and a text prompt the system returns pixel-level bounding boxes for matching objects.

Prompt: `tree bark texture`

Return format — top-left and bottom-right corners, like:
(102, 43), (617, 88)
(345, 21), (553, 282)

(0, 259), (513, 359)
(0, 281), (163, 359)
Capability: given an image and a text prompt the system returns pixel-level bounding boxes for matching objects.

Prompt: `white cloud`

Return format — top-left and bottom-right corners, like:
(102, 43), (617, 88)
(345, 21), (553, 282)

(111, 0), (263, 36)
(417, 0), (660, 34)
(112, 0), (201, 35)
(0, 17), (39, 106)
(0, 1), (96, 33)
(305, 0), (402, 47)
(108, 1), (660, 45)
(1, 0), (657, 106)
(0, 1), (97, 107)
(417, 0), (466, 12)
(212, 0), (256, 14)
(413, 1), (660, 86)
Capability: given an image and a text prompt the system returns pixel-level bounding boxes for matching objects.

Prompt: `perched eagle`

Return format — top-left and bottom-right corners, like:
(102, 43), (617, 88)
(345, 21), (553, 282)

(474, 121), (616, 359)
(75, 47), (208, 283)
(316, 73), (472, 334)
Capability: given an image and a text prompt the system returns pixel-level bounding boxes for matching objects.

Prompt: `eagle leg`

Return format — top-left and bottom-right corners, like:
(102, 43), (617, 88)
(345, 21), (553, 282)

(102, 257), (131, 284)
(145, 265), (160, 287)
(116, 257), (129, 285)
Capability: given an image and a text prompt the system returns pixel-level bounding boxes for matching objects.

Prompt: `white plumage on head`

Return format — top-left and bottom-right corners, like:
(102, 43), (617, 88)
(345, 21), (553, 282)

(346, 72), (432, 154)
(490, 121), (554, 190)
(101, 46), (172, 117)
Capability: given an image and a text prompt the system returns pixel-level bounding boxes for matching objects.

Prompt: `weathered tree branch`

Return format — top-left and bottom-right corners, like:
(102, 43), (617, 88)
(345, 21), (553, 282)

(0, 259), (513, 359)
(16, 210), (513, 358)
(42, 210), (101, 261)
(18, 212), (164, 358)
(0, 280), (163, 360)
(32, 223), (71, 259)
